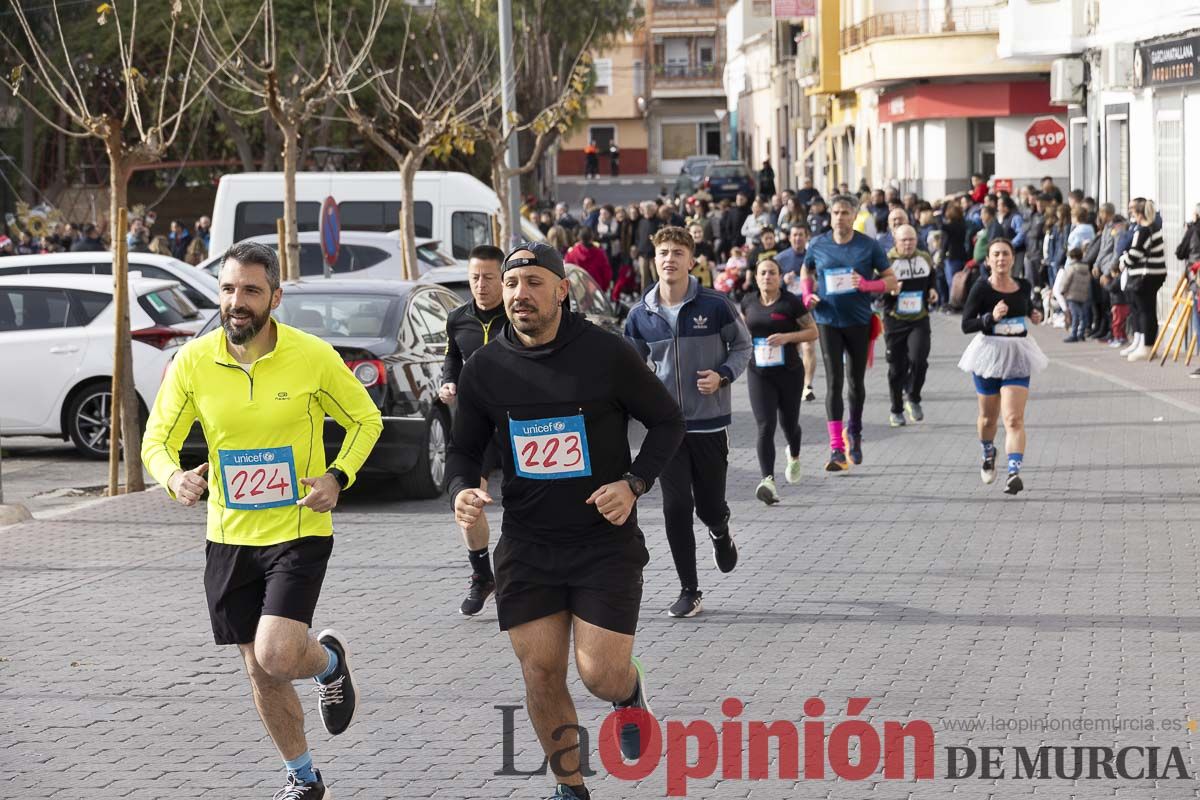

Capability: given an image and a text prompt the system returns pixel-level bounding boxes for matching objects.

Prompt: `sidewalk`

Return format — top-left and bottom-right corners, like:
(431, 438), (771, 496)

(2, 314), (1199, 799)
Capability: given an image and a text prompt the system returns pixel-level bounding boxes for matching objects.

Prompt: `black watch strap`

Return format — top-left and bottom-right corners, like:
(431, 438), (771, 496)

(622, 472), (648, 497)
(326, 467), (349, 489)
(719, 375), (731, 388)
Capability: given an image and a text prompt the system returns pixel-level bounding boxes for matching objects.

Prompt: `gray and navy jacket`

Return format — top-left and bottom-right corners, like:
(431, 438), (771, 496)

(624, 276), (752, 431)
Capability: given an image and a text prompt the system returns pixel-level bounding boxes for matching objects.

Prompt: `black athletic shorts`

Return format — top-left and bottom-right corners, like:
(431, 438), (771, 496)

(203, 536), (333, 645)
(492, 533), (649, 635)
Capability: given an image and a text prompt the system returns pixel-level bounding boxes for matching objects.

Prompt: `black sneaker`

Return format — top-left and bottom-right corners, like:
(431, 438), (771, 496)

(459, 573), (495, 616)
(847, 436), (863, 465)
(803, 385), (816, 402)
(545, 785), (585, 799)
(315, 629), (357, 736)
(273, 770), (327, 800)
(980, 454), (996, 484)
(612, 655), (654, 761)
(824, 449), (849, 472)
(710, 530), (738, 573)
(1004, 473), (1024, 495)
(668, 589), (703, 618)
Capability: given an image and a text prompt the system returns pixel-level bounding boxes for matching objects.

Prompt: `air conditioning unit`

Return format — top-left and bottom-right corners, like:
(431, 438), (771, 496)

(1103, 42), (1135, 88)
(1050, 58), (1085, 106)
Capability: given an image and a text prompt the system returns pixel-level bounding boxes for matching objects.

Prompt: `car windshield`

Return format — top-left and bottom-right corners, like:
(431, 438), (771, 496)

(417, 244), (457, 271)
(139, 286), (200, 325)
(707, 165), (748, 179)
(276, 294), (396, 338)
(685, 159), (715, 178)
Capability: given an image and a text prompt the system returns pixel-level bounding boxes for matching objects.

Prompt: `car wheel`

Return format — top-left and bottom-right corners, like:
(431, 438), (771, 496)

(398, 408), (449, 499)
(65, 382), (149, 460)
(66, 383), (115, 459)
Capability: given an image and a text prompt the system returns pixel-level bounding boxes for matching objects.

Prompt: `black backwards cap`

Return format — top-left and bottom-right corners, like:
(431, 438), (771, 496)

(503, 241), (565, 279)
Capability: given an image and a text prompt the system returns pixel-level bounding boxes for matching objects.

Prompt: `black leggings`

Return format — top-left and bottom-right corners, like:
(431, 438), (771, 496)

(658, 431), (730, 592)
(1130, 276), (1165, 342)
(884, 319), (931, 414)
(747, 367), (804, 478)
(818, 323), (871, 434)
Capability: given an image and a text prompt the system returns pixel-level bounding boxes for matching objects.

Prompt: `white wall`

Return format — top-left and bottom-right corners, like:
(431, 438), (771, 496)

(1186, 92), (1200, 214)
(995, 114), (1069, 188)
(1127, 90), (1155, 199)
(1092, 0), (1200, 47)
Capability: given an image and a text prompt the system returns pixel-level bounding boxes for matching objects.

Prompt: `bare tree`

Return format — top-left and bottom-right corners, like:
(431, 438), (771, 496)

(482, 51), (593, 246)
(335, 5), (497, 280)
(2, 0), (226, 495)
(196, 0), (386, 279)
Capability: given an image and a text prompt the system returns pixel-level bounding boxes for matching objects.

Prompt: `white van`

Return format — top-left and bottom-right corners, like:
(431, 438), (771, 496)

(209, 170), (543, 266)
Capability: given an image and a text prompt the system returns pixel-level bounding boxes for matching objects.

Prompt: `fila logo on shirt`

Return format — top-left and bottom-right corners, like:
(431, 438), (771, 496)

(692, 315), (709, 330)
(891, 257), (931, 280)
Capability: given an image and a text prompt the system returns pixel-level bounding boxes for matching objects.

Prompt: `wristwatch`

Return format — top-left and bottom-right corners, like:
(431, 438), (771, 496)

(718, 375), (731, 388)
(326, 467), (349, 490)
(622, 472), (649, 497)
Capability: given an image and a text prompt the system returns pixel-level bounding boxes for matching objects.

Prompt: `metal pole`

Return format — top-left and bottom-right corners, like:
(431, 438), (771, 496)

(498, 0), (523, 248)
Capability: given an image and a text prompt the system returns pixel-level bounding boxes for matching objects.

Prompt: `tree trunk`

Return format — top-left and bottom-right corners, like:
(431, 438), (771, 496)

(262, 115), (280, 172)
(281, 123), (301, 282)
(398, 151), (421, 281)
(492, 155), (512, 249)
(105, 144), (144, 494)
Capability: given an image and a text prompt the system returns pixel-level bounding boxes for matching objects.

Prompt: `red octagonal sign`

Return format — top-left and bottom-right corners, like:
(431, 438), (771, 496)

(1026, 116), (1067, 161)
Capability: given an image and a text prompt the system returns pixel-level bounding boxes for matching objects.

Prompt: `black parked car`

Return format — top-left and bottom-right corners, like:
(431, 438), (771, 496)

(701, 161), (757, 202)
(183, 279), (462, 497)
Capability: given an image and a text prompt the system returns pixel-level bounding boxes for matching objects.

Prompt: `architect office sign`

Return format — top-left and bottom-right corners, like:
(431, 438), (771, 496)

(1136, 35), (1200, 87)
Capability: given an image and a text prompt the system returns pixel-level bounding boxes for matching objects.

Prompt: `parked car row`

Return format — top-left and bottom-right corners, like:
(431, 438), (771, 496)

(0, 232), (626, 497)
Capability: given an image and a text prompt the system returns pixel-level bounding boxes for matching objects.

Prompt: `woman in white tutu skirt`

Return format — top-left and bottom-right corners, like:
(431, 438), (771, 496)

(959, 238), (1047, 495)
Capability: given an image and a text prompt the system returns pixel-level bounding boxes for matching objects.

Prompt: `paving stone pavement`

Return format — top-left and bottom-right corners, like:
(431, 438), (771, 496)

(3, 315), (1200, 800)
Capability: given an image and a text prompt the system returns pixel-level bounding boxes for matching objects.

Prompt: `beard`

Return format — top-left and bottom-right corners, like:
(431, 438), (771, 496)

(221, 304), (272, 345)
(506, 298), (558, 337)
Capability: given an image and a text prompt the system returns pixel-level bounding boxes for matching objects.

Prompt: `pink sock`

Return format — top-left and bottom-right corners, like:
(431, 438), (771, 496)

(827, 420), (844, 451)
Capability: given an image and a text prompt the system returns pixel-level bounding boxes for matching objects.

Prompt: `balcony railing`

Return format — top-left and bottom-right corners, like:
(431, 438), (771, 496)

(653, 62), (721, 81)
(649, 0), (720, 21)
(840, 6), (1000, 51)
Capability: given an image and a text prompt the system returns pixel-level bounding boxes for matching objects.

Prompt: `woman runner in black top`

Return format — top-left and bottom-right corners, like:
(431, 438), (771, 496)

(740, 258), (818, 505)
(958, 238), (1048, 496)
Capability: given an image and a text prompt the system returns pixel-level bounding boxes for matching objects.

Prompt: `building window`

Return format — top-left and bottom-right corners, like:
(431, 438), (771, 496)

(593, 58), (612, 96)
(590, 126), (616, 152)
(633, 60), (644, 96)
(697, 38), (715, 67)
(662, 122), (698, 161)
(1105, 112), (1128, 210)
(1069, 116), (1088, 196)
(970, 118), (995, 179)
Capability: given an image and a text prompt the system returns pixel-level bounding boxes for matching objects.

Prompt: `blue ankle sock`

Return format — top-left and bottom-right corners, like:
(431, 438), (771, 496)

(1008, 452), (1023, 474)
(981, 440), (996, 458)
(284, 751), (318, 784)
(315, 645), (338, 683)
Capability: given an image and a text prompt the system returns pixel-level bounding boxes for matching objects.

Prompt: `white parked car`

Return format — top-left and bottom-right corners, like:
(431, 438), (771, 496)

(0, 251), (219, 317)
(198, 231), (457, 281)
(0, 274), (199, 458)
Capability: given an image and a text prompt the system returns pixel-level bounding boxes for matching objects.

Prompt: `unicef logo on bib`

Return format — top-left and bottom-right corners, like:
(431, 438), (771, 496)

(263, 451), (275, 463)
(509, 414), (592, 480)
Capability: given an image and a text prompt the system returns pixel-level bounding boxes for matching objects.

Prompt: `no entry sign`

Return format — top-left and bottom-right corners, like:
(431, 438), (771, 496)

(1026, 117), (1067, 161)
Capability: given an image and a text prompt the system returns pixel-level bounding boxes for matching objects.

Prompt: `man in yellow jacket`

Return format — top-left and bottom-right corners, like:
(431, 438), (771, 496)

(142, 241), (382, 800)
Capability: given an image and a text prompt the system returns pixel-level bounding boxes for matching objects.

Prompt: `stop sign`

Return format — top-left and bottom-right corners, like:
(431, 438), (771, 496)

(1026, 117), (1067, 161)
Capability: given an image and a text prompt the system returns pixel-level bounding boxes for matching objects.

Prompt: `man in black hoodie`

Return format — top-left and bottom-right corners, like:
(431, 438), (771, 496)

(446, 242), (685, 800)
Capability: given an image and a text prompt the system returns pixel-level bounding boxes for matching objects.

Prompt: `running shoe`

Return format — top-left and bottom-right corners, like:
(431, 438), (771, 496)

(784, 453), (802, 484)
(613, 655), (655, 761)
(905, 399), (924, 422)
(273, 769), (327, 799)
(545, 785), (586, 799)
(803, 385), (816, 402)
(1004, 473), (1024, 495)
(980, 454), (996, 484)
(710, 529), (738, 573)
(459, 573), (496, 616)
(847, 436), (863, 465)
(667, 589), (703, 618)
(315, 629), (357, 736)
(889, 412), (906, 427)
(1190, 368), (1200, 379)
(755, 476), (780, 505)
(825, 449), (849, 472)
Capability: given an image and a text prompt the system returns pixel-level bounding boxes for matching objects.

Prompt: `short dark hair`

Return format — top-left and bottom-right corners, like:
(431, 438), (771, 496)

(1068, 246), (1084, 261)
(83, 224), (97, 236)
(468, 244), (505, 263)
(222, 241), (280, 291)
(789, 223), (810, 234)
(830, 194), (858, 212)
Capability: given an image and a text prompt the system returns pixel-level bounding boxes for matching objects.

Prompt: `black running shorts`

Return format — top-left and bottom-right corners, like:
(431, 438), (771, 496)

(203, 536), (333, 645)
(492, 533), (649, 635)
